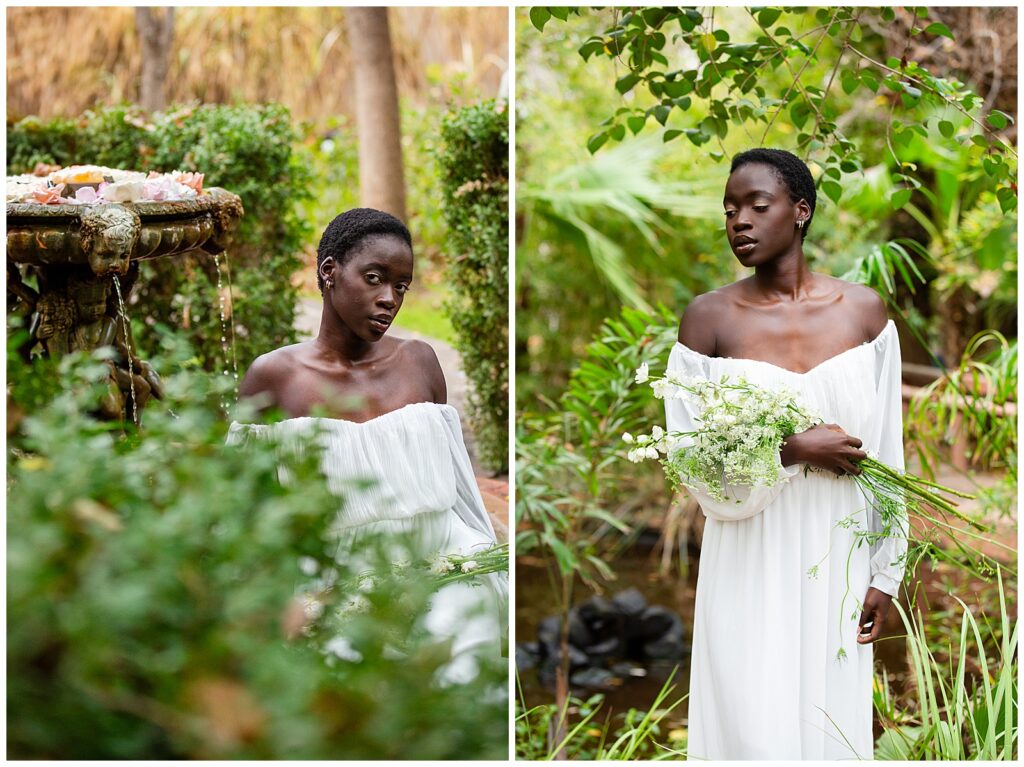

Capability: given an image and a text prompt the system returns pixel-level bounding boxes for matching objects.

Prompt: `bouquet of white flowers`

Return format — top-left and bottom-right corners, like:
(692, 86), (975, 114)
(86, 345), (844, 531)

(627, 363), (978, 536)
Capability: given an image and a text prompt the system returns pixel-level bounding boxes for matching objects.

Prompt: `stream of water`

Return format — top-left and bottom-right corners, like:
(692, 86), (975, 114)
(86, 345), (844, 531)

(111, 275), (138, 426)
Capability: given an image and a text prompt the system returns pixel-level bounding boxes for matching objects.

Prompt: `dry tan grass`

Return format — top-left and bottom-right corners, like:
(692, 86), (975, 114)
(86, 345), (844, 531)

(6, 7), (508, 125)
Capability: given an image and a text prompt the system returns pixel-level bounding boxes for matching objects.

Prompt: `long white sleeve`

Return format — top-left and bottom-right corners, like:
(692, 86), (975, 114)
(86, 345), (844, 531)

(867, 325), (908, 596)
(664, 343), (799, 522)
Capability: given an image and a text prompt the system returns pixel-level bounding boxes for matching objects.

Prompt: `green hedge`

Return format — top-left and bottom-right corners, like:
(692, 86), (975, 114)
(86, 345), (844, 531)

(437, 100), (509, 474)
(7, 103), (312, 373)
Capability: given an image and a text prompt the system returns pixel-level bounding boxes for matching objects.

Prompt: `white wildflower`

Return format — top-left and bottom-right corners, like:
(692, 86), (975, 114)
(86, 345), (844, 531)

(337, 594), (370, 616)
(357, 575), (376, 592)
(302, 594), (324, 620)
(460, 560), (479, 573)
(651, 425), (664, 441)
(634, 362), (650, 384)
(298, 556), (319, 576)
(627, 449), (642, 463)
(622, 432), (635, 444)
(644, 446), (660, 460)
(651, 379), (672, 399)
(324, 636), (363, 663)
(431, 556), (454, 575)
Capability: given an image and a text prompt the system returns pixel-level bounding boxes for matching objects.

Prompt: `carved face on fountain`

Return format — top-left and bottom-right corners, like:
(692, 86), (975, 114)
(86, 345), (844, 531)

(80, 206), (141, 277)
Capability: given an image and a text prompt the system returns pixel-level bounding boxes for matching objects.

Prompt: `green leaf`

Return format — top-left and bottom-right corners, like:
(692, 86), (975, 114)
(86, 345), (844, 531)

(841, 71), (859, 95)
(757, 8), (782, 27)
(579, 38), (606, 61)
(616, 73), (641, 94)
(996, 186), (1017, 213)
(938, 120), (955, 138)
(627, 115), (647, 135)
(881, 7), (896, 22)
(529, 6), (551, 32)
(663, 129), (683, 143)
(821, 180), (843, 203)
(652, 105), (671, 125)
(987, 110), (1011, 129)
(890, 188), (912, 209)
(663, 78), (692, 98)
(587, 131), (609, 154)
(544, 535), (577, 576)
(549, 6), (570, 21)
(924, 22), (954, 39)
(609, 123), (626, 141)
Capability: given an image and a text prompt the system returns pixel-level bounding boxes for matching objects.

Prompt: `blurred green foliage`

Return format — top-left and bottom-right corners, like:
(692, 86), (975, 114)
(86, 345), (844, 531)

(437, 100), (510, 474)
(6, 339), (507, 759)
(294, 100), (454, 279)
(7, 103), (312, 375)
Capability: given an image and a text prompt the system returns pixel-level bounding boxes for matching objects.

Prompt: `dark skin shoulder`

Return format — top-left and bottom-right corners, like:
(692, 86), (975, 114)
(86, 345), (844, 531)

(679, 275), (887, 368)
(239, 336), (445, 421)
(677, 274), (887, 476)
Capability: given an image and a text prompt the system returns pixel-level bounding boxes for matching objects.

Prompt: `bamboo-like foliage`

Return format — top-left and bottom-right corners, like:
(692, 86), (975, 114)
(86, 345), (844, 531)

(6, 7), (508, 124)
(907, 331), (1018, 480)
(873, 570), (1018, 760)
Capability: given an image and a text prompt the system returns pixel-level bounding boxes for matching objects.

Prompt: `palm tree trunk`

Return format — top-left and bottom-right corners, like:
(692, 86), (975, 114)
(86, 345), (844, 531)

(135, 7), (174, 112)
(344, 8), (407, 220)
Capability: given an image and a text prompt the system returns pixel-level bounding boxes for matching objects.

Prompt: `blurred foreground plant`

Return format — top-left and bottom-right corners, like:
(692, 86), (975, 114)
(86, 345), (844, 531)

(7, 340), (506, 759)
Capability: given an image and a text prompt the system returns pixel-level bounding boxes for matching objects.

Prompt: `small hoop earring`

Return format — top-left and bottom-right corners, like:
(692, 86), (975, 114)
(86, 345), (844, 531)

(325, 278), (334, 290)
(796, 219), (805, 230)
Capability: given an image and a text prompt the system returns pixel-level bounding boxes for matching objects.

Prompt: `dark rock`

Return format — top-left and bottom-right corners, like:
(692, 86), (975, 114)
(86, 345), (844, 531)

(537, 615), (561, 647)
(567, 611), (593, 648)
(611, 588), (648, 617)
(610, 661), (641, 677)
(570, 667), (617, 690)
(636, 606), (682, 640)
(643, 633), (688, 660)
(577, 596), (617, 623)
(544, 643), (589, 669)
(515, 642), (540, 670)
(584, 636), (622, 659)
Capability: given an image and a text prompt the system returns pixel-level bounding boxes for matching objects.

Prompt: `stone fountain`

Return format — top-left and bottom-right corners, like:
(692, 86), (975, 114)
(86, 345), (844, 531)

(7, 178), (244, 422)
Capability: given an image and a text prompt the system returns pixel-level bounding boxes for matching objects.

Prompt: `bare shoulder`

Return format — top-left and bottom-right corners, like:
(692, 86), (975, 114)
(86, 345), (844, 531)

(396, 337), (447, 404)
(238, 343), (306, 403)
(678, 284), (741, 353)
(828, 277), (888, 338)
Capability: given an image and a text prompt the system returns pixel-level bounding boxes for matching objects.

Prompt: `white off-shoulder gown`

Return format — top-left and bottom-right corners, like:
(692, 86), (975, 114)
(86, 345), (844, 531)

(228, 402), (507, 684)
(665, 321), (907, 760)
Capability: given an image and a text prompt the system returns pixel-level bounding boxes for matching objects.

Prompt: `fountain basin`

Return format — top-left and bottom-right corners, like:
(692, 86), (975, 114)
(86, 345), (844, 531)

(7, 185), (244, 423)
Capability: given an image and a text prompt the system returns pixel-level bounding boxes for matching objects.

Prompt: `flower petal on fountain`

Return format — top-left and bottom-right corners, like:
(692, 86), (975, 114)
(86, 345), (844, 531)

(29, 183), (65, 204)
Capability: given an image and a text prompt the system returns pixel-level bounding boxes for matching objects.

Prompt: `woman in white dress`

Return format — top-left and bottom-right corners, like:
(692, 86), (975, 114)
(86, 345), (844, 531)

(667, 149), (906, 759)
(231, 208), (506, 684)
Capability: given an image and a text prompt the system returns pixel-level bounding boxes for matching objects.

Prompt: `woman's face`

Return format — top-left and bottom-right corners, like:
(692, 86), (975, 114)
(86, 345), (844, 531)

(322, 234), (414, 342)
(723, 163), (807, 267)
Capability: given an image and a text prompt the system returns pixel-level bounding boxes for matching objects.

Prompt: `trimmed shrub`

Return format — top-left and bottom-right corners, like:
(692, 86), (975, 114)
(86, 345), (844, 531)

(7, 103), (312, 373)
(437, 100), (509, 474)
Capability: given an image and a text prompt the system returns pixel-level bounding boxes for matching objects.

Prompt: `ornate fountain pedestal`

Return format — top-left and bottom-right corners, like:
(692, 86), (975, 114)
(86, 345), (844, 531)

(7, 188), (244, 422)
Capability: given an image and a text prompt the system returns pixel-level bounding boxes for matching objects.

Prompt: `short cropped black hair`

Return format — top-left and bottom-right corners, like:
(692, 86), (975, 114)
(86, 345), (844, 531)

(730, 148), (816, 240)
(316, 208), (412, 290)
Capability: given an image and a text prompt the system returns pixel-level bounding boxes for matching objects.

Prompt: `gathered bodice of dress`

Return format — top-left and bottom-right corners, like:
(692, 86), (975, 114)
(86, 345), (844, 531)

(226, 401), (498, 545)
(669, 320), (900, 456)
